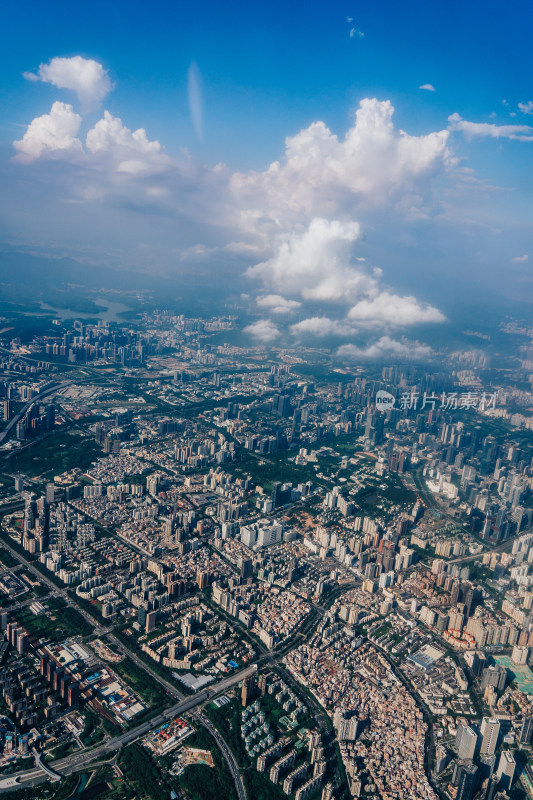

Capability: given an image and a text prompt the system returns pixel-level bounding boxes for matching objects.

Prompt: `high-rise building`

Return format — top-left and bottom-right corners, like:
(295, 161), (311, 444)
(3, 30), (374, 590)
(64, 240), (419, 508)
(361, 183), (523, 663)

(465, 586), (482, 617)
(53, 668), (64, 692)
(146, 474), (161, 496)
(240, 558), (253, 581)
(278, 395), (291, 418)
(520, 716), (533, 746)
(434, 744), (450, 775)
(271, 482), (283, 509)
(145, 610), (158, 633)
(364, 409), (384, 447)
(337, 715), (358, 741)
(241, 674), (256, 707)
(196, 569), (209, 590)
(456, 724), (478, 761)
(496, 751), (515, 792)
(481, 665), (507, 693)
(480, 718), (500, 756)
(453, 761), (478, 800)
(16, 632), (29, 655)
(291, 407), (302, 441)
(60, 674), (71, 699)
(483, 774), (499, 800)
(396, 516), (411, 537)
(67, 683), (80, 706)
(6, 622), (18, 646)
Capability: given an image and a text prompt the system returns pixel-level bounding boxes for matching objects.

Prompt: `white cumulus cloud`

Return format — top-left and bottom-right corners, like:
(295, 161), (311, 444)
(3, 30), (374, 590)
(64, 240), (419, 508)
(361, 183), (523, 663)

(337, 336), (433, 360)
(24, 56), (112, 110)
(86, 111), (168, 174)
(448, 113), (533, 142)
(256, 295), (301, 314)
(512, 254), (529, 263)
(235, 99), (450, 341)
(247, 218), (365, 301)
(290, 317), (355, 337)
(518, 101), (533, 115)
(14, 104), (169, 179)
(10, 85), (452, 343)
(243, 319), (280, 343)
(231, 98), (451, 233)
(245, 217), (446, 333)
(419, 84), (436, 92)
(13, 101), (83, 163)
(347, 291), (445, 326)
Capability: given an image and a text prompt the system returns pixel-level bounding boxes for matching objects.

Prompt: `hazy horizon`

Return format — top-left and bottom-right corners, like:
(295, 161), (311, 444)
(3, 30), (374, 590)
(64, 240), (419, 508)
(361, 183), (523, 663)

(1, 0), (532, 357)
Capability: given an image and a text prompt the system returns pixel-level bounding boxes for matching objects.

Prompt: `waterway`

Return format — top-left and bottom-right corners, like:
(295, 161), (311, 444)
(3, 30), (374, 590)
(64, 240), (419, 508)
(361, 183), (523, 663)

(36, 300), (132, 323)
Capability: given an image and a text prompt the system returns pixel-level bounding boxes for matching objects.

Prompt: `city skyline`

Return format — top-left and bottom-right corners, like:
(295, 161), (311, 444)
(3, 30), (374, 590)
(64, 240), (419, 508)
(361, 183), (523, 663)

(0, 305), (531, 800)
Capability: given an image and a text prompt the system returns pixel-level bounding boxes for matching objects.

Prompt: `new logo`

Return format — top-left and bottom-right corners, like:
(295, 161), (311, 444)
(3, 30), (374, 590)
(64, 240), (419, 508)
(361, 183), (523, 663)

(375, 390), (395, 411)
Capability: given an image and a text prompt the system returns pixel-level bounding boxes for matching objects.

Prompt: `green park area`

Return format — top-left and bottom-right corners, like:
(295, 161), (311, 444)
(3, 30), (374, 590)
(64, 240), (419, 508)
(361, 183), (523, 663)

(112, 657), (169, 709)
(4, 431), (101, 480)
(120, 743), (170, 800)
(174, 726), (237, 800)
(120, 729), (238, 800)
(227, 449), (322, 494)
(15, 596), (93, 641)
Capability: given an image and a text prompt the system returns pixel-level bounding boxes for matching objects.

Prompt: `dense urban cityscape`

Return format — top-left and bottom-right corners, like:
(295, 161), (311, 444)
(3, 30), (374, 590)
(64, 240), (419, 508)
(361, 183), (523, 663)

(0, 304), (529, 800)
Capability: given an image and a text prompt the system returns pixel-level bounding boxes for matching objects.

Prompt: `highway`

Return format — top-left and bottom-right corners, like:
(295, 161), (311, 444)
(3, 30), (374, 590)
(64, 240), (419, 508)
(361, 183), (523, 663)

(197, 712), (247, 800)
(0, 382), (66, 446)
(0, 535), (109, 637)
(106, 632), (181, 699)
(33, 750), (61, 782)
(0, 519), (250, 798)
(0, 665), (256, 793)
(447, 534), (520, 564)
(0, 514), (351, 797)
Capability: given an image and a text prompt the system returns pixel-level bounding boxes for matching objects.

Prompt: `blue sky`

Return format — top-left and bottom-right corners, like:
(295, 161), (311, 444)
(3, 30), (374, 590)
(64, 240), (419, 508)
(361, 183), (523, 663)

(3, 0), (533, 166)
(0, 0), (532, 352)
